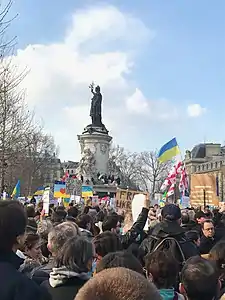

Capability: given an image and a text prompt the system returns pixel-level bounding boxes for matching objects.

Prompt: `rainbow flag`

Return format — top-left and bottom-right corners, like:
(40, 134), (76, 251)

(11, 180), (21, 199)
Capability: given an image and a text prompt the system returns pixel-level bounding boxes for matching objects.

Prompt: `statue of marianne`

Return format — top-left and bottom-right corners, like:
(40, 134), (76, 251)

(89, 82), (102, 127)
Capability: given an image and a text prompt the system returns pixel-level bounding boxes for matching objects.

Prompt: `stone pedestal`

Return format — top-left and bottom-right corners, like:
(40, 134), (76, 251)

(77, 128), (112, 181)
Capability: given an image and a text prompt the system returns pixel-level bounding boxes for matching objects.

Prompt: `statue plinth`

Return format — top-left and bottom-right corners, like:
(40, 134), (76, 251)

(77, 126), (112, 182)
(77, 83), (112, 183)
(82, 124), (108, 135)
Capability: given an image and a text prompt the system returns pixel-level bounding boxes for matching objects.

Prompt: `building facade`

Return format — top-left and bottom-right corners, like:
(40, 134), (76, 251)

(184, 143), (225, 207)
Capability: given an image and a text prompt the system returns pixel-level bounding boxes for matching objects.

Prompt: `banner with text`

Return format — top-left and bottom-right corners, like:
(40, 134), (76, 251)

(116, 189), (149, 211)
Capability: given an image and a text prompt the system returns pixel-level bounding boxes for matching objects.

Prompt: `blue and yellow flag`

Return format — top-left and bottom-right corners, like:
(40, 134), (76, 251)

(11, 180), (21, 199)
(158, 138), (180, 163)
(34, 186), (44, 196)
(81, 186), (93, 198)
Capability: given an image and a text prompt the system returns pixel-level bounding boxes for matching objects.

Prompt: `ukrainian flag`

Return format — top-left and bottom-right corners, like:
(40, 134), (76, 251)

(34, 186), (44, 196)
(11, 180), (21, 199)
(158, 138), (180, 163)
(81, 186), (93, 198)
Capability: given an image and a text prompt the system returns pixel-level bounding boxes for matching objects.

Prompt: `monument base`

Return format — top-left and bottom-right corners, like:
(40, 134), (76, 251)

(77, 127), (112, 181)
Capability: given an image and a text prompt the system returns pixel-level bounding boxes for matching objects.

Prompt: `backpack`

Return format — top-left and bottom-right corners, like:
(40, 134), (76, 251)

(150, 236), (186, 267)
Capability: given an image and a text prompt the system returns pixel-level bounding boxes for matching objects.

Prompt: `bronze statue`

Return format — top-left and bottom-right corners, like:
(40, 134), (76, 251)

(89, 82), (102, 126)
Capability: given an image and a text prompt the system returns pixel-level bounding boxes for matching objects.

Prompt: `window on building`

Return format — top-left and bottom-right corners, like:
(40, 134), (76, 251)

(215, 162), (218, 169)
(67, 170), (70, 174)
(71, 170), (74, 174)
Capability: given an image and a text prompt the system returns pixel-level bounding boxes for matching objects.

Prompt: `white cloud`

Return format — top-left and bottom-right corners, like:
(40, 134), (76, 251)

(187, 104), (206, 118)
(9, 4), (184, 160)
(126, 88), (150, 115)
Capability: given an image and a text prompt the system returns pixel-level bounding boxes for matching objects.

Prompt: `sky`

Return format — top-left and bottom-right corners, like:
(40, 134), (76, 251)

(5, 0), (225, 161)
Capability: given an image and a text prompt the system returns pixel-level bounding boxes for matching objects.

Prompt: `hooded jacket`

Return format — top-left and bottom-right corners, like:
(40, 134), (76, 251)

(31, 257), (54, 285)
(41, 266), (89, 300)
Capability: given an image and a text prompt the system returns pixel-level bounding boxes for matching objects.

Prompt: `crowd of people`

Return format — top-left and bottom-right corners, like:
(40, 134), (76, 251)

(1, 198), (225, 300)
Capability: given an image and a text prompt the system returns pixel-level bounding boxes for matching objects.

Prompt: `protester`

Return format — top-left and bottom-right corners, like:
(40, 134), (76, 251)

(194, 211), (206, 233)
(31, 221), (80, 284)
(75, 267), (161, 300)
(20, 233), (43, 277)
(0, 200), (50, 300)
(42, 236), (94, 300)
(66, 206), (79, 223)
(51, 206), (67, 226)
(180, 256), (219, 300)
(93, 231), (122, 265)
(140, 204), (198, 266)
(76, 213), (94, 240)
(209, 241), (225, 292)
(145, 249), (184, 299)
(96, 251), (144, 275)
(37, 219), (53, 259)
(199, 219), (217, 254)
(185, 230), (200, 247)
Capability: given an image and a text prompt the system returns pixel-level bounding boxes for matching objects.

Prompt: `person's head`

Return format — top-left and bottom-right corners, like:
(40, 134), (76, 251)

(75, 267), (161, 300)
(95, 86), (100, 93)
(209, 241), (225, 281)
(26, 218), (38, 233)
(48, 221), (80, 256)
(195, 211), (206, 224)
(202, 220), (215, 238)
(67, 206), (79, 219)
(93, 231), (122, 262)
(51, 207), (67, 224)
(0, 200), (27, 252)
(96, 251), (143, 275)
(24, 233), (41, 260)
(76, 214), (92, 231)
(180, 256), (219, 300)
(37, 219), (53, 241)
(161, 204), (182, 224)
(145, 250), (179, 289)
(102, 214), (120, 233)
(55, 236), (94, 273)
(181, 211), (190, 225)
(26, 204), (35, 218)
(185, 230), (200, 246)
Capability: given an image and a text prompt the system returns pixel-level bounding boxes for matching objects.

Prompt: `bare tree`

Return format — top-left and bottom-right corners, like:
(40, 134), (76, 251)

(0, 1), (60, 196)
(138, 151), (170, 196)
(22, 131), (59, 195)
(108, 145), (142, 190)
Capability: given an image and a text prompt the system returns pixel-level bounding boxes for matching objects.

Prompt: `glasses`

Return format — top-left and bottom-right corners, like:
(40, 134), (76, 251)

(204, 227), (214, 231)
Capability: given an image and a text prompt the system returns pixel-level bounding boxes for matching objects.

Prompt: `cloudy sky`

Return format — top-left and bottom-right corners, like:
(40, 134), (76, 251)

(6, 0), (225, 161)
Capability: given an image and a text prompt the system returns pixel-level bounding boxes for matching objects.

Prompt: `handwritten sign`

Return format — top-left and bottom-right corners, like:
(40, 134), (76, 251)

(116, 189), (148, 210)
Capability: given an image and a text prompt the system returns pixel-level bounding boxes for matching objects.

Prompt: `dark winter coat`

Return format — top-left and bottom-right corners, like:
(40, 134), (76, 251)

(0, 251), (51, 300)
(41, 276), (87, 300)
(31, 258), (54, 285)
(199, 235), (218, 255)
(120, 207), (149, 250)
(139, 220), (199, 263)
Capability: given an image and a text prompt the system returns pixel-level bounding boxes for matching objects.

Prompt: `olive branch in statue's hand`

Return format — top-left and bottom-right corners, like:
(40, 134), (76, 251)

(89, 82), (95, 90)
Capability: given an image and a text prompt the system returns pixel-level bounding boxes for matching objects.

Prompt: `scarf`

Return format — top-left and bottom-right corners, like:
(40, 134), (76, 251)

(49, 266), (90, 288)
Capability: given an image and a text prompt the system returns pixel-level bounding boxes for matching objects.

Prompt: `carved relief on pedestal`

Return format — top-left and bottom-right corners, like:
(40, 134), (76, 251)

(80, 141), (85, 154)
(100, 143), (108, 154)
(77, 148), (96, 179)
